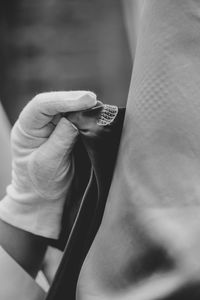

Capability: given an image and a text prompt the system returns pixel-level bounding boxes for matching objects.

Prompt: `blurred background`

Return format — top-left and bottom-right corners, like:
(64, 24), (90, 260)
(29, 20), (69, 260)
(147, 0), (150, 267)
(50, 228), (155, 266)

(0, 0), (144, 196)
(0, 0), (143, 287)
(0, 0), (144, 125)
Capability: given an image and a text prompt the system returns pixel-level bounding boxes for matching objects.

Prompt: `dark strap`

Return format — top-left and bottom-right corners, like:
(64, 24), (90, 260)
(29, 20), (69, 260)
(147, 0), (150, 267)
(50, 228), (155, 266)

(46, 105), (125, 300)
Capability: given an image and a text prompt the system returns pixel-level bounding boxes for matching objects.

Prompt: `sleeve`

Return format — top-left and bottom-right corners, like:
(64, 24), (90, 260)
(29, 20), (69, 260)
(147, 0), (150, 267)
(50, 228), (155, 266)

(77, 1), (200, 299)
(0, 246), (46, 300)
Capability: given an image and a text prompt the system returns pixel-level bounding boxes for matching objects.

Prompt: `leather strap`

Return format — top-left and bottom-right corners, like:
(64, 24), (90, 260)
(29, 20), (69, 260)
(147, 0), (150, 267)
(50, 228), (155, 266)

(46, 104), (125, 300)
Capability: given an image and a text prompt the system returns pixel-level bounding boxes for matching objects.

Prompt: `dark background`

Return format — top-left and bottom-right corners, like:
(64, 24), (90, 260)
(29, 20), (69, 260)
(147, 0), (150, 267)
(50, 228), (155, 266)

(0, 0), (132, 125)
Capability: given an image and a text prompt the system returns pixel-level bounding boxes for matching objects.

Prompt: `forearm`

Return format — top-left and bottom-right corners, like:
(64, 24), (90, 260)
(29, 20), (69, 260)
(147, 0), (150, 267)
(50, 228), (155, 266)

(0, 218), (47, 278)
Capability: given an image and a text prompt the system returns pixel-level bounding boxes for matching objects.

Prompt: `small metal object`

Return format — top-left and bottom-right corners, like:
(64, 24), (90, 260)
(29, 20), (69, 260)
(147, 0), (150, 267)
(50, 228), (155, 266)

(97, 104), (118, 126)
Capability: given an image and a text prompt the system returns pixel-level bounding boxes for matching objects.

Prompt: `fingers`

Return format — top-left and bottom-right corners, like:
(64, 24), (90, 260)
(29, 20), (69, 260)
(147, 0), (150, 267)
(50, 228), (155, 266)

(41, 117), (78, 159)
(19, 91), (97, 130)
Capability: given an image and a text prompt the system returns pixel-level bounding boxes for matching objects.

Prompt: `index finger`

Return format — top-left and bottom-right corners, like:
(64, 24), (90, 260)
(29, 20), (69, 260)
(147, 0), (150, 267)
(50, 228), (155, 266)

(19, 91), (97, 130)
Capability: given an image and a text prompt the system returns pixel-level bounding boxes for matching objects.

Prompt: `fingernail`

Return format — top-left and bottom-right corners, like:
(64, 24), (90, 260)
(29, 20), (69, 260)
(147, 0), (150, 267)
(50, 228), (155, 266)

(81, 93), (97, 107)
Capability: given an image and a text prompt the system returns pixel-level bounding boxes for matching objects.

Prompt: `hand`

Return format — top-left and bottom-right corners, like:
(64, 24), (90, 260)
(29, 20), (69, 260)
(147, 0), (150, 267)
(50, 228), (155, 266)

(0, 91), (97, 238)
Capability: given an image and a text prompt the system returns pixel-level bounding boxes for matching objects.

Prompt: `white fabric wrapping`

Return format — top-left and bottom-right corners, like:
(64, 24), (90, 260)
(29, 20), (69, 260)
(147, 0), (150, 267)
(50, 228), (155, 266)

(0, 91), (96, 238)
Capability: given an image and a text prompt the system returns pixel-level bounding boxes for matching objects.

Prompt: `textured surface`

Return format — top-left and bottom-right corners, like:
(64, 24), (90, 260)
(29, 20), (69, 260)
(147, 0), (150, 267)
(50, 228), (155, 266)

(0, 0), (131, 124)
(0, 246), (45, 300)
(77, 1), (200, 299)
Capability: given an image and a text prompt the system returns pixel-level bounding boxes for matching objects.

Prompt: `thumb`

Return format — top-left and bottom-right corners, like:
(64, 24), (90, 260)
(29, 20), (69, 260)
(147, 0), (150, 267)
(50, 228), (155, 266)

(42, 117), (78, 159)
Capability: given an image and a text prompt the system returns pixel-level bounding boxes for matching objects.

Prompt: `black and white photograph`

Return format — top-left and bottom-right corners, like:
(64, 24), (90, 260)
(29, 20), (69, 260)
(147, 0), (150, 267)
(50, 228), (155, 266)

(0, 1), (200, 299)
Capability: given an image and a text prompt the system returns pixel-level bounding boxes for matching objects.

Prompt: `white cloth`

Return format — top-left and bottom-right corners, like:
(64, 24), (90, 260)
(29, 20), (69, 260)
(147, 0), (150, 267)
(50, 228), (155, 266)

(0, 91), (97, 238)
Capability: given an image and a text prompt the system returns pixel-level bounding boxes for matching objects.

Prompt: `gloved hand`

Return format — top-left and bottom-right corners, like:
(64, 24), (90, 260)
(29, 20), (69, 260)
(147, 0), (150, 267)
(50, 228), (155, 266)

(0, 91), (97, 239)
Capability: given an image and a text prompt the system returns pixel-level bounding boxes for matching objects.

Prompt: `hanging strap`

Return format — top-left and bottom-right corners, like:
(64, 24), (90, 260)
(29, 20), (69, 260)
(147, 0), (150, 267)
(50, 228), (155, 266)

(46, 103), (125, 300)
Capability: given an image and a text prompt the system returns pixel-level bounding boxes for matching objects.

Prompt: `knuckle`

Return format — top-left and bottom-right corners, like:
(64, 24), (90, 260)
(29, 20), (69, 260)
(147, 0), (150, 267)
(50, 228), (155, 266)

(32, 92), (45, 104)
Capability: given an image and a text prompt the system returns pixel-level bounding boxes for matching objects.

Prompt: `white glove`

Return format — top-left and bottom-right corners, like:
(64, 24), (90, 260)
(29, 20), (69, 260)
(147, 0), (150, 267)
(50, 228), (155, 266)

(0, 91), (97, 238)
